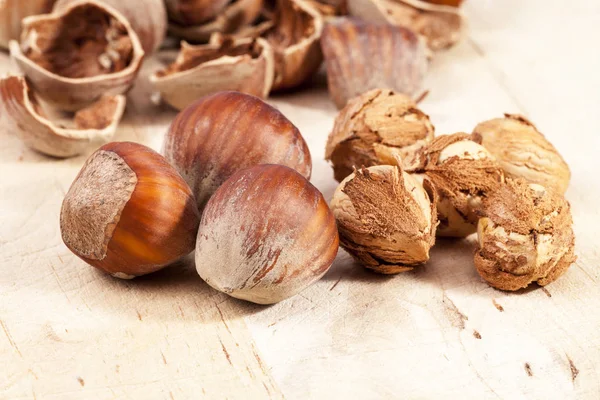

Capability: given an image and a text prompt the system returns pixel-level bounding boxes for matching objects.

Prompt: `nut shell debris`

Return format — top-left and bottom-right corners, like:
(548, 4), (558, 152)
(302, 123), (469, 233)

(475, 179), (576, 291)
(326, 88), (435, 182)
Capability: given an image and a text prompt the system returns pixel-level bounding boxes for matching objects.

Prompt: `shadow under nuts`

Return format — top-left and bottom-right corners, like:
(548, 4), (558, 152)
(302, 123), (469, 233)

(195, 164), (339, 304)
(163, 91), (312, 212)
(60, 142), (200, 278)
(331, 165), (438, 274)
(475, 178), (576, 291)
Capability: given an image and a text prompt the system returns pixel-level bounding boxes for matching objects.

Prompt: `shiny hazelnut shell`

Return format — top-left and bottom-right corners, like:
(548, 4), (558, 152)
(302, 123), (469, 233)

(60, 142), (200, 278)
(196, 164), (339, 304)
(163, 91), (312, 211)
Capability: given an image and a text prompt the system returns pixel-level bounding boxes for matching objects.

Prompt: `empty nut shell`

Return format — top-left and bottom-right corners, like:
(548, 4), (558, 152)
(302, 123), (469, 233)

(473, 114), (571, 195)
(326, 88), (435, 182)
(321, 19), (428, 109)
(10, 0), (144, 112)
(331, 165), (438, 274)
(475, 179), (576, 291)
(163, 91), (312, 211)
(405, 133), (504, 237)
(0, 75), (126, 158)
(150, 36), (274, 110)
(347, 0), (465, 51)
(195, 164), (339, 304)
(0, 0), (57, 50)
(60, 142), (201, 278)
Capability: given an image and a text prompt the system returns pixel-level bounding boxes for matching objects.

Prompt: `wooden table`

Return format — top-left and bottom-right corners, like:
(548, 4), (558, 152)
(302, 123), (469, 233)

(1, 1), (599, 398)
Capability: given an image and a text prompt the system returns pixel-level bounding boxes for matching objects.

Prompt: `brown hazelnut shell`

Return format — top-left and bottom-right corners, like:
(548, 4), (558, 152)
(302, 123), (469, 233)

(321, 19), (428, 109)
(0, 75), (126, 158)
(347, 0), (465, 51)
(163, 91), (312, 211)
(10, 1), (145, 112)
(326, 88), (435, 182)
(475, 179), (576, 291)
(196, 164), (339, 304)
(0, 0), (57, 50)
(165, 0), (230, 26)
(60, 142), (200, 278)
(168, 0), (264, 43)
(150, 36), (274, 110)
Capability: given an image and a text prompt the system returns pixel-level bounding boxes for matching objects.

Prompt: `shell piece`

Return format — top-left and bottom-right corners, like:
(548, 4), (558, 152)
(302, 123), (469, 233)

(10, 1), (144, 112)
(0, 75), (125, 158)
(163, 91), (312, 211)
(325, 88), (435, 182)
(405, 133), (504, 237)
(165, 0), (230, 26)
(168, 0), (264, 43)
(196, 164), (339, 305)
(473, 114), (571, 195)
(0, 0), (57, 50)
(150, 36), (274, 110)
(475, 179), (576, 291)
(347, 0), (465, 50)
(54, 0), (167, 53)
(331, 165), (438, 274)
(263, 0), (324, 91)
(320, 18), (428, 109)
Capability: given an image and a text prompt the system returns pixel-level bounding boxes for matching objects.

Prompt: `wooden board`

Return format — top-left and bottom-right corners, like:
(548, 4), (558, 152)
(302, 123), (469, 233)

(1, 0), (599, 398)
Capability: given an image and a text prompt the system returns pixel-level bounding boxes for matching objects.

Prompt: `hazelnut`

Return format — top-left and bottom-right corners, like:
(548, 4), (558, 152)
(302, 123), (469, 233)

(150, 36), (274, 110)
(475, 179), (576, 291)
(60, 142), (200, 278)
(473, 114), (571, 195)
(196, 164), (339, 304)
(405, 133), (504, 237)
(347, 0), (465, 51)
(325, 88), (435, 182)
(10, 1), (145, 111)
(0, 0), (56, 50)
(331, 165), (437, 274)
(163, 91), (312, 211)
(0, 75), (126, 158)
(320, 19), (428, 109)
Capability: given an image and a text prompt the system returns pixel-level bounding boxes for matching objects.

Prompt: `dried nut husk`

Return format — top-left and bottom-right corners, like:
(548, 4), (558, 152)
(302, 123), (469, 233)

(10, 1), (144, 112)
(165, 0), (231, 26)
(263, 0), (324, 91)
(0, 0), (57, 50)
(325, 88), (434, 182)
(54, 0), (167, 54)
(405, 133), (504, 237)
(0, 75), (125, 158)
(321, 19), (428, 109)
(347, 0), (465, 50)
(150, 36), (274, 110)
(331, 165), (438, 274)
(472, 114), (571, 195)
(168, 0), (264, 43)
(475, 179), (576, 291)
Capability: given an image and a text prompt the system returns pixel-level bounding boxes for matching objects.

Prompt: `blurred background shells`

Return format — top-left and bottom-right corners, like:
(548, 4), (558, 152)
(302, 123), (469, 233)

(0, 0), (57, 50)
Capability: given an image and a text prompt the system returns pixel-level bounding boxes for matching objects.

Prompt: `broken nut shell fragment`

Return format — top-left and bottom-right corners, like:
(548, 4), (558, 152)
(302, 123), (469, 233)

(475, 179), (576, 291)
(10, 0), (144, 112)
(326, 88), (435, 182)
(0, 75), (125, 158)
(321, 19), (428, 109)
(150, 36), (274, 110)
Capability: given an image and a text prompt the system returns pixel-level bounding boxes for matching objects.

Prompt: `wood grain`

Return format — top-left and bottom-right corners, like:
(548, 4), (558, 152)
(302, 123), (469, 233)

(1, 0), (600, 398)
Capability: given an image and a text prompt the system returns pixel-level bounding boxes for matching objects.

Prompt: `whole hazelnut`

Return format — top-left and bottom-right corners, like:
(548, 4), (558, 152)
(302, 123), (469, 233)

(195, 164), (339, 304)
(331, 165), (438, 274)
(325, 88), (435, 182)
(60, 142), (200, 278)
(163, 91), (312, 211)
(475, 178), (576, 291)
(473, 114), (571, 194)
(405, 133), (504, 237)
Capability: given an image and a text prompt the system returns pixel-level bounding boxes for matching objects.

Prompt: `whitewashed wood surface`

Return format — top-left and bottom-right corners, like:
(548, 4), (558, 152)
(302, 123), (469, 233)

(1, 0), (600, 399)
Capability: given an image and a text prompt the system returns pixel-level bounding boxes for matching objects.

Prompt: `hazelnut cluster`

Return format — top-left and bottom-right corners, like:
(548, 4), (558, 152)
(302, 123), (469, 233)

(327, 89), (576, 291)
